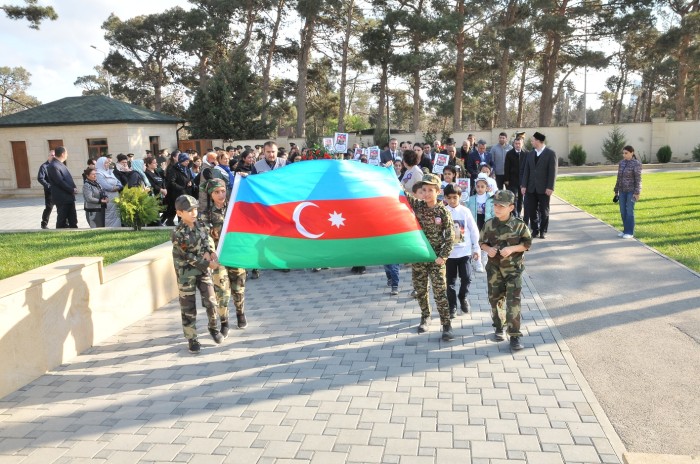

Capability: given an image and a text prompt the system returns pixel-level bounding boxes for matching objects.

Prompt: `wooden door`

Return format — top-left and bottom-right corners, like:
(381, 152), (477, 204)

(11, 141), (31, 188)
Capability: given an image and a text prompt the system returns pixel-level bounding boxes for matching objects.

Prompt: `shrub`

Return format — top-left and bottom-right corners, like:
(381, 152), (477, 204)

(114, 187), (162, 231)
(568, 144), (587, 166)
(656, 145), (672, 163)
(692, 144), (700, 162)
(601, 126), (626, 163)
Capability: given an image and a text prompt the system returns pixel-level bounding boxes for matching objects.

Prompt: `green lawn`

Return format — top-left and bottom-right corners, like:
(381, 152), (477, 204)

(0, 229), (171, 280)
(555, 172), (700, 273)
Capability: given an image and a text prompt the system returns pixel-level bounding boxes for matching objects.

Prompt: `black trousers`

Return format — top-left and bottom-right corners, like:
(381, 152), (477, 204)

(446, 255), (472, 309)
(56, 202), (78, 229)
(41, 190), (54, 226)
(524, 192), (550, 234)
(496, 174), (506, 190)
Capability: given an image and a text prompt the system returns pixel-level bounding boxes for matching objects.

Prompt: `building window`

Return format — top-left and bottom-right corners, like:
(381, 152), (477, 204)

(87, 138), (109, 159)
(149, 136), (160, 156)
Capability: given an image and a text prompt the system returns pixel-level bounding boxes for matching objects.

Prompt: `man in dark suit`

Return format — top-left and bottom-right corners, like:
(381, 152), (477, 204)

(521, 132), (557, 238)
(380, 138), (401, 165)
(46, 146), (78, 228)
(467, 140), (494, 194)
(503, 137), (527, 218)
(37, 150), (55, 229)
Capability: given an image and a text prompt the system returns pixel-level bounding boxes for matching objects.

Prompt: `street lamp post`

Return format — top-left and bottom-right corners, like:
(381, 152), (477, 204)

(90, 45), (112, 98)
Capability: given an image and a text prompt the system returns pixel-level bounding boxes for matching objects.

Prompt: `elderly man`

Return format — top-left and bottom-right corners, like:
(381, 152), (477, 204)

(467, 140), (493, 193)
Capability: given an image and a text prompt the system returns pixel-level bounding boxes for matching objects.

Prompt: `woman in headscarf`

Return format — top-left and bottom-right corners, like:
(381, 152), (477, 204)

(215, 152), (234, 193)
(130, 159), (151, 190)
(95, 156), (122, 227)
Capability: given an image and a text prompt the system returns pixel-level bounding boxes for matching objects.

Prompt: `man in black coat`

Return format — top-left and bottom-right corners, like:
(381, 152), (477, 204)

(37, 150), (55, 229)
(521, 132), (557, 238)
(46, 146), (78, 228)
(503, 137), (527, 218)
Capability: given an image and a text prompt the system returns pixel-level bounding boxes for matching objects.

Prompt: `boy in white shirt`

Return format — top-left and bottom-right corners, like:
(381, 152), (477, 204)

(444, 184), (481, 316)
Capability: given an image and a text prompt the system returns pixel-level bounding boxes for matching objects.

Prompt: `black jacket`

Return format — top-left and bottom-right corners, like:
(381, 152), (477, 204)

(47, 159), (76, 204)
(38, 161), (51, 192)
(166, 164), (193, 197)
(522, 147), (557, 193)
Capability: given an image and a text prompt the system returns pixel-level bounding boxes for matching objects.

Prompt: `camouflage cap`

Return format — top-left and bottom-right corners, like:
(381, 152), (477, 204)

(175, 194), (198, 211)
(422, 173), (441, 186)
(492, 189), (515, 206)
(205, 178), (226, 195)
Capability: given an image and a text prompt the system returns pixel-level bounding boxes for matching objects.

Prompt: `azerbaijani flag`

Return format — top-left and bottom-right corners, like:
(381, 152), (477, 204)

(216, 160), (436, 269)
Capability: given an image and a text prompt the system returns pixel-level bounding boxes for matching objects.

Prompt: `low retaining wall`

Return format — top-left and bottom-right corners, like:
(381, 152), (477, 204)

(0, 242), (177, 399)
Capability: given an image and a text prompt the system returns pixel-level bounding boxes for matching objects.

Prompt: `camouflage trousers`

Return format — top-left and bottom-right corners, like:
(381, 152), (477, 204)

(412, 261), (450, 325)
(176, 266), (217, 339)
(486, 264), (523, 337)
(211, 265), (247, 323)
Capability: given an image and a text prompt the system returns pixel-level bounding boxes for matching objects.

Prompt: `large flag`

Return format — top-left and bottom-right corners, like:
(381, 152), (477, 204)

(216, 160), (436, 269)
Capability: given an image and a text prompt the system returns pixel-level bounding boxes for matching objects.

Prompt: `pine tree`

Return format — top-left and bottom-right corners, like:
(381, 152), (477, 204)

(601, 126), (626, 164)
(188, 51), (273, 140)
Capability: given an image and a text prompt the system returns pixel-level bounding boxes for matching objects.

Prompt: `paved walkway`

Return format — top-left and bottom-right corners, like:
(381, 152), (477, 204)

(0, 197), (628, 463)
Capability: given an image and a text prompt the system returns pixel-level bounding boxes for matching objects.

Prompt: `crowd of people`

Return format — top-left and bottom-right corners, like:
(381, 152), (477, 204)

(36, 133), (565, 353)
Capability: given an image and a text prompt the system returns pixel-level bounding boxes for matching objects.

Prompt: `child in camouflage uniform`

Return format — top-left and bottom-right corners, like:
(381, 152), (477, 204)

(172, 194), (223, 353)
(405, 173), (456, 341)
(201, 178), (248, 335)
(479, 190), (532, 350)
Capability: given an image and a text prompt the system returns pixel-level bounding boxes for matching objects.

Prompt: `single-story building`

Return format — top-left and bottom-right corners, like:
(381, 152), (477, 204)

(0, 95), (184, 196)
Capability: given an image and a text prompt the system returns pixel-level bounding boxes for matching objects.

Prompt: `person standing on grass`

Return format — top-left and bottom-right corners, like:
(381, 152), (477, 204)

(614, 145), (642, 239)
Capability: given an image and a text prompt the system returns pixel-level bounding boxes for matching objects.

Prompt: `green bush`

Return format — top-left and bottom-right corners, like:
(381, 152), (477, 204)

(656, 145), (672, 163)
(114, 187), (162, 231)
(601, 126), (626, 163)
(568, 144), (587, 166)
(692, 144), (700, 162)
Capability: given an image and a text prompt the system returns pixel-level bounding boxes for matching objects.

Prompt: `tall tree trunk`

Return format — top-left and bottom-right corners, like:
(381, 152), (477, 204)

(516, 60), (527, 127)
(411, 68), (421, 132)
(154, 82), (162, 112)
(260, 0), (285, 128)
(694, 83), (700, 120)
(633, 87), (643, 122)
(296, 13), (318, 139)
(644, 81), (653, 122)
(538, 0), (567, 127)
(197, 55), (209, 89)
(375, 63), (388, 145)
(496, 47), (511, 128)
(674, 32), (690, 121)
(337, 0), (354, 133)
(237, 0), (256, 53)
(452, 0), (465, 131)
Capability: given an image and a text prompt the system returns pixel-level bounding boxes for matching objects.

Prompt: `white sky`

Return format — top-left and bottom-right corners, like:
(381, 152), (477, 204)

(0, 0), (608, 110)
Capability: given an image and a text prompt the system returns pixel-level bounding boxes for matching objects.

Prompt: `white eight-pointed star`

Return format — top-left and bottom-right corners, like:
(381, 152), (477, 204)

(328, 211), (346, 229)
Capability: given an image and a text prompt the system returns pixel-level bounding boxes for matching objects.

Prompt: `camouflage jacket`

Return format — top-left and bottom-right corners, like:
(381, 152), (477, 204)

(405, 194), (455, 259)
(171, 221), (216, 273)
(201, 204), (226, 248)
(479, 215), (532, 269)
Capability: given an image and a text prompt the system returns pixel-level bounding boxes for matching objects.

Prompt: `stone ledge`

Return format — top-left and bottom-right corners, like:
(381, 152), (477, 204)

(0, 241), (176, 399)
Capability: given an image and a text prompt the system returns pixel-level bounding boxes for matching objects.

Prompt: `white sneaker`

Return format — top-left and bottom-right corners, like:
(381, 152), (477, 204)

(475, 262), (485, 273)
(617, 232), (624, 237)
(622, 234), (634, 239)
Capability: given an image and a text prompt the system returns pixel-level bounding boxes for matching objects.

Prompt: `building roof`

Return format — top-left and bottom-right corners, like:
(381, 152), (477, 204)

(0, 95), (185, 128)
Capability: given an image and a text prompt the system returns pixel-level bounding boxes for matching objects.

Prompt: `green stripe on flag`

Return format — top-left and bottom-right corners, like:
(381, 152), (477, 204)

(218, 231), (437, 269)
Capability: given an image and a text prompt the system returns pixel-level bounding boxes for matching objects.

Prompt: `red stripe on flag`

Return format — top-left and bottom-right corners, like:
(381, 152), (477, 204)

(226, 197), (419, 240)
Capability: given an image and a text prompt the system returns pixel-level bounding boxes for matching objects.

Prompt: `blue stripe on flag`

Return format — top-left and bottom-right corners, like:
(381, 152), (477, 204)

(235, 159), (402, 206)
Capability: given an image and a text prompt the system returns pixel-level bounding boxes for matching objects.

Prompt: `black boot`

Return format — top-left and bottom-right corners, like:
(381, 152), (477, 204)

(209, 328), (223, 344)
(442, 323), (454, 341)
(236, 312), (247, 329)
(188, 338), (201, 353)
(220, 322), (230, 339)
(510, 336), (523, 350)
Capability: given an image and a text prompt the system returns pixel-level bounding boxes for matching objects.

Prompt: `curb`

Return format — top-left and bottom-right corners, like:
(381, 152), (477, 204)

(523, 272), (628, 461)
